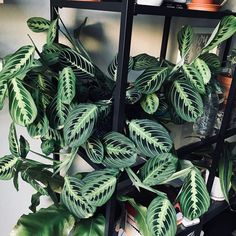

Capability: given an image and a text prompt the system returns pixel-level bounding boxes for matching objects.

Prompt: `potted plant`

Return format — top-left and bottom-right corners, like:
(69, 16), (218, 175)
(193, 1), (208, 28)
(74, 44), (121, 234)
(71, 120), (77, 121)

(0, 13), (236, 236)
(218, 48), (236, 105)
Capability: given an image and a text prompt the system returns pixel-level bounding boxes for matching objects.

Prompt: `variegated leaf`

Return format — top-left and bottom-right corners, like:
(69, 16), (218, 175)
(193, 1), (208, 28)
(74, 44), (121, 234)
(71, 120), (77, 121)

(61, 176), (96, 219)
(27, 91), (49, 139)
(134, 67), (169, 94)
(140, 93), (159, 115)
(147, 196), (177, 236)
(0, 79), (7, 110)
(183, 64), (206, 94)
(108, 54), (133, 80)
(95, 100), (112, 119)
(46, 96), (69, 130)
(132, 53), (159, 71)
(19, 135), (30, 158)
(125, 87), (142, 105)
(47, 19), (58, 46)
(27, 17), (51, 32)
(169, 79), (203, 122)
(82, 171), (117, 207)
(8, 123), (19, 157)
(58, 67), (76, 105)
(219, 143), (233, 203)
(128, 119), (173, 158)
(83, 137), (104, 164)
(102, 132), (137, 168)
(41, 43), (69, 66)
(59, 48), (95, 79)
(202, 16), (236, 54)
(0, 155), (18, 180)
(64, 104), (98, 148)
(179, 168), (210, 220)
(41, 140), (55, 156)
(140, 153), (178, 186)
(178, 25), (193, 58)
(8, 78), (37, 126)
(21, 168), (48, 195)
(193, 58), (211, 84)
(199, 53), (221, 73)
(0, 45), (35, 80)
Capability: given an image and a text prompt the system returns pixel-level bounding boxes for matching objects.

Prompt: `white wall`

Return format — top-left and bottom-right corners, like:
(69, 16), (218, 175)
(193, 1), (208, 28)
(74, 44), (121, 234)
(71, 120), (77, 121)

(0, 0), (236, 235)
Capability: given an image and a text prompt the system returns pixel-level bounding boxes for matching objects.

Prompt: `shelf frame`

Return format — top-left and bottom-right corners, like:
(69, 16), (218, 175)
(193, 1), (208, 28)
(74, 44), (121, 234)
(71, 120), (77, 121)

(50, 1), (236, 235)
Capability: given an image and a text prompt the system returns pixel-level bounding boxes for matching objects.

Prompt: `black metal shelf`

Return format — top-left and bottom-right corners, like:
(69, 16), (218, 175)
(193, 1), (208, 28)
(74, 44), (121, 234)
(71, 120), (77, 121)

(51, 0), (236, 19)
(51, 0), (122, 12)
(50, 1), (236, 235)
(135, 5), (236, 18)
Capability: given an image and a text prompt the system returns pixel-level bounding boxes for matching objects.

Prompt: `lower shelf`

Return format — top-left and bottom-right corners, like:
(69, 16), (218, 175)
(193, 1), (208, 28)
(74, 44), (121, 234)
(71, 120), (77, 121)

(177, 195), (236, 236)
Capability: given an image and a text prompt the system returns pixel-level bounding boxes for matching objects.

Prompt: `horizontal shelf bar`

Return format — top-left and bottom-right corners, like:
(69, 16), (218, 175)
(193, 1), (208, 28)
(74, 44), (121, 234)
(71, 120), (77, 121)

(177, 127), (236, 157)
(51, 0), (122, 12)
(135, 5), (236, 19)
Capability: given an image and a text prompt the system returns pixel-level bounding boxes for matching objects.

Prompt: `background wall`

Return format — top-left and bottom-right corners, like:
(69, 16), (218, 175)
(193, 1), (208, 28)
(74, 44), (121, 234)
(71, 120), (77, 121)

(0, 0), (235, 235)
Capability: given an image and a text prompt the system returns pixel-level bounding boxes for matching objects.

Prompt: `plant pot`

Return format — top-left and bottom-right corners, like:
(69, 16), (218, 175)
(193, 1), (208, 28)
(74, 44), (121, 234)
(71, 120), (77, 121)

(217, 74), (232, 105)
(191, 0), (214, 3)
(187, 2), (221, 11)
(205, 170), (225, 201)
(137, 0), (164, 6)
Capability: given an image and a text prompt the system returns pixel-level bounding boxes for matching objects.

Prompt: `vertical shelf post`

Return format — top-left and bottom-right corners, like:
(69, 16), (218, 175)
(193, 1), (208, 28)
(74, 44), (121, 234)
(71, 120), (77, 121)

(207, 67), (236, 192)
(112, 0), (135, 132)
(105, 1), (135, 236)
(160, 16), (172, 60)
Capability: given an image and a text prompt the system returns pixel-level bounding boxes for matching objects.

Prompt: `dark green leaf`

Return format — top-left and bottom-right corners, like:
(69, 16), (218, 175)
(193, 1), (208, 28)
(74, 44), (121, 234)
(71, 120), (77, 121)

(102, 132), (137, 168)
(73, 214), (105, 236)
(19, 135), (30, 158)
(147, 196), (177, 236)
(27, 17), (50, 32)
(140, 93), (159, 114)
(132, 53), (159, 71)
(134, 67), (169, 94)
(64, 104), (98, 148)
(178, 25), (193, 58)
(8, 122), (19, 157)
(11, 205), (75, 236)
(128, 119), (173, 158)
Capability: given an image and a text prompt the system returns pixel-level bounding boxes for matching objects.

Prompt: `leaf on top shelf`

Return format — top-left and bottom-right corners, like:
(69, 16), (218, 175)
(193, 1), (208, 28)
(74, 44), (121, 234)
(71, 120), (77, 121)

(134, 67), (169, 95)
(132, 53), (159, 71)
(59, 48), (95, 80)
(27, 17), (51, 33)
(169, 78), (203, 122)
(178, 25), (194, 58)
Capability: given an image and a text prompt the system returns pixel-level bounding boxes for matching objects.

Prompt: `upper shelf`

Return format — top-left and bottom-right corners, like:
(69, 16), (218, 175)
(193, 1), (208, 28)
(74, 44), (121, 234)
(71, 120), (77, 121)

(51, 0), (236, 19)
(51, 0), (122, 12)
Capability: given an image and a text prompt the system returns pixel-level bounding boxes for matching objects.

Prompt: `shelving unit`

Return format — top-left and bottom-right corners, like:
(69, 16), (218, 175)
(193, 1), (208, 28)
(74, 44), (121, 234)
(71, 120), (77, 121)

(50, 1), (236, 235)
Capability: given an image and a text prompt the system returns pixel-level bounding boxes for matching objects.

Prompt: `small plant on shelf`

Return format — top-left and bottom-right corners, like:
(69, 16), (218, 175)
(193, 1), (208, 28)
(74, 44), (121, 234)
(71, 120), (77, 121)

(0, 13), (236, 236)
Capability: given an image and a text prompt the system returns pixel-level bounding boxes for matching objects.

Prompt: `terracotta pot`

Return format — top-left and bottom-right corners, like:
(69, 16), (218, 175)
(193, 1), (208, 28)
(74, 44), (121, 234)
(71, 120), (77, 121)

(187, 2), (221, 11)
(191, 0), (214, 3)
(217, 74), (232, 105)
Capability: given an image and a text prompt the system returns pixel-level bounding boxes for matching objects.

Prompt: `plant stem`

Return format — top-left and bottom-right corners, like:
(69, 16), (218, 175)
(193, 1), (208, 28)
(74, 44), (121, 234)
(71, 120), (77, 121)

(126, 168), (167, 197)
(30, 150), (61, 163)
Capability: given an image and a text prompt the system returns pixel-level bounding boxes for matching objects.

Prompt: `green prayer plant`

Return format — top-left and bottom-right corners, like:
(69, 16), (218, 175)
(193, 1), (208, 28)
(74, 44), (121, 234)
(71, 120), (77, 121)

(1, 13), (236, 236)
